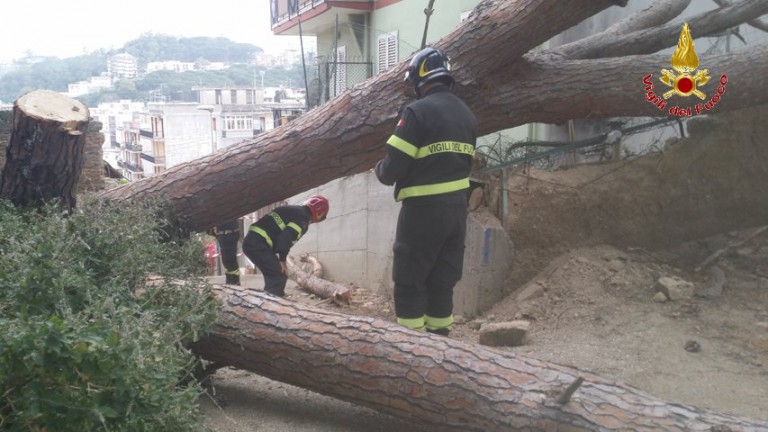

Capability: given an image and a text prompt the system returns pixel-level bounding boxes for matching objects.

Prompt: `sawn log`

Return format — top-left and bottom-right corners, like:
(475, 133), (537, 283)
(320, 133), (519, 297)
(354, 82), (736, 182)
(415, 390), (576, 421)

(286, 254), (351, 306)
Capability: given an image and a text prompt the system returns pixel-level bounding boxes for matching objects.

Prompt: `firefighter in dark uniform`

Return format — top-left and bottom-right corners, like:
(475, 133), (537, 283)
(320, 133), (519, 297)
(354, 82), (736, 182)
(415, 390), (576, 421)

(242, 196), (329, 297)
(214, 219), (241, 285)
(375, 47), (478, 336)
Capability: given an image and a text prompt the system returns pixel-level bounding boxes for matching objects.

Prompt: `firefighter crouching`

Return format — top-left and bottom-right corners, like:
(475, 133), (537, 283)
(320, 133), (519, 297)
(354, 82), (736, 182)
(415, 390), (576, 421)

(242, 196), (329, 298)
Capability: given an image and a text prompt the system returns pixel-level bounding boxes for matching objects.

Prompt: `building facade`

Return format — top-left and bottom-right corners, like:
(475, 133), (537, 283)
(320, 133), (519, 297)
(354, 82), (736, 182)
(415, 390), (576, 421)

(108, 53), (139, 79)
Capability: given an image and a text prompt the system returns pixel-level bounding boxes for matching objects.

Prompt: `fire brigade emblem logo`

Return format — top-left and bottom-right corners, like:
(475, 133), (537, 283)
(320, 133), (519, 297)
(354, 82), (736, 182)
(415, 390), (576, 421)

(642, 22), (728, 117)
(659, 23), (710, 99)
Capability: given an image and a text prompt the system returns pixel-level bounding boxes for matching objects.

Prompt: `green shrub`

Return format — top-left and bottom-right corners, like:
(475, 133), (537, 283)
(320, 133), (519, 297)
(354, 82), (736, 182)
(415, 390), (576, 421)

(0, 197), (220, 431)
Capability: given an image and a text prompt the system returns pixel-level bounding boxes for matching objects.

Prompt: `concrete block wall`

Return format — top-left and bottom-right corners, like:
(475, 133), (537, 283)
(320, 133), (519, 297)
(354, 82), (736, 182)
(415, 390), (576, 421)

(79, 121), (105, 192)
(289, 171), (514, 318)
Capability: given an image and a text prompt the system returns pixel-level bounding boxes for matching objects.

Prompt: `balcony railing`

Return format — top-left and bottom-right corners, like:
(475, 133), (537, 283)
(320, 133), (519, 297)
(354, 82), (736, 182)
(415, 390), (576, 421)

(117, 160), (142, 173)
(316, 57), (373, 104)
(271, 0), (327, 27)
(141, 154), (166, 165)
(123, 143), (142, 152)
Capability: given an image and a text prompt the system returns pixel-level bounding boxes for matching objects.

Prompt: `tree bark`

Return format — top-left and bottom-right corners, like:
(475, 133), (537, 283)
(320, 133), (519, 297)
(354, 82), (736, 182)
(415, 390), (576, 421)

(191, 285), (768, 432)
(0, 90), (90, 211)
(98, 0), (768, 233)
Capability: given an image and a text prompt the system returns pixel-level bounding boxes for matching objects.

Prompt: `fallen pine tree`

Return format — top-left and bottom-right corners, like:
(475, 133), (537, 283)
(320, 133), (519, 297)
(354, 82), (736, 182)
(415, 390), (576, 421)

(191, 285), (768, 432)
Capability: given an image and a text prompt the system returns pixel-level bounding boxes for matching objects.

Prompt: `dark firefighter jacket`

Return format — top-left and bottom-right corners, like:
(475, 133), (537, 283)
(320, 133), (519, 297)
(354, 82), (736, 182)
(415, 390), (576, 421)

(375, 85), (478, 202)
(248, 205), (311, 262)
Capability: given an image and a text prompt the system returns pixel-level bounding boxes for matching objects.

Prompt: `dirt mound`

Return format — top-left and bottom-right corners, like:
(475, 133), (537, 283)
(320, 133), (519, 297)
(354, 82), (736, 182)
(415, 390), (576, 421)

(472, 242), (768, 420)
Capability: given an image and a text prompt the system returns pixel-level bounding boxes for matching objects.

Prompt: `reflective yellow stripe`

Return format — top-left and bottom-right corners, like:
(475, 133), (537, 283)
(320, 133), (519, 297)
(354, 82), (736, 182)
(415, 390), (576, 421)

(249, 226), (273, 248)
(287, 222), (303, 243)
(269, 212), (286, 230)
(396, 178), (470, 201)
(225, 269), (240, 276)
(425, 315), (454, 331)
(397, 316), (425, 331)
(415, 141), (475, 159)
(386, 135), (418, 158)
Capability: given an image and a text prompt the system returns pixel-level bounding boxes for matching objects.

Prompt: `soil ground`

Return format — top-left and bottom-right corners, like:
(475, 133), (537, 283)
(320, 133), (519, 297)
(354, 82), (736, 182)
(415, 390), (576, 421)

(200, 230), (768, 431)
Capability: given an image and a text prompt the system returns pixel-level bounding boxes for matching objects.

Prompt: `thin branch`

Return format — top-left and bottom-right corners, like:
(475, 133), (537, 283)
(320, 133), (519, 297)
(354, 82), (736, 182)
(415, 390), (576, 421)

(556, 377), (585, 405)
(420, 0), (436, 50)
(552, 0), (692, 59)
(546, 0), (768, 60)
(712, 0), (768, 32)
(694, 225), (768, 272)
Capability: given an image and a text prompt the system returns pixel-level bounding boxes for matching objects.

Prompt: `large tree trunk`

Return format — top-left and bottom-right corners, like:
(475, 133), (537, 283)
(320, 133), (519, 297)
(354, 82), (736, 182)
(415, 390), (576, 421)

(1, 90), (90, 211)
(192, 285), (768, 432)
(99, 0), (768, 233)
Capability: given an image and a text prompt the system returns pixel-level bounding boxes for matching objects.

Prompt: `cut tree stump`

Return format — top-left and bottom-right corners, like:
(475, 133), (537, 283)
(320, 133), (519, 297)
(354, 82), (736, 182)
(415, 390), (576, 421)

(286, 254), (351, 306)
(0, 90), (90, 212)
(191, 285), (768, 432)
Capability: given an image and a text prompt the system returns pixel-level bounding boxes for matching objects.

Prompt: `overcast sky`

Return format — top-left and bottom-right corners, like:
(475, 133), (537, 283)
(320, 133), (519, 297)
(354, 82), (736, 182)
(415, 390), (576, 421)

(0, 1), (313, 63)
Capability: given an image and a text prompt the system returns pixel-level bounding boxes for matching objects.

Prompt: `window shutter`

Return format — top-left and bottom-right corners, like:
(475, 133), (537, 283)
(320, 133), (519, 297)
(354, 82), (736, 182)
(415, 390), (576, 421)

(334, 46), (347, 95)
(378, 35), (388, 72)
(377, 31), (398, 73)
(387, 33), (398, 70)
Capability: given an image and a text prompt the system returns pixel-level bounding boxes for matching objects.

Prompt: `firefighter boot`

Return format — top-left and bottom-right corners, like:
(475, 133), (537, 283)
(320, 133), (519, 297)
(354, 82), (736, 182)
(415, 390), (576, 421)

(426, 328), (450, 337)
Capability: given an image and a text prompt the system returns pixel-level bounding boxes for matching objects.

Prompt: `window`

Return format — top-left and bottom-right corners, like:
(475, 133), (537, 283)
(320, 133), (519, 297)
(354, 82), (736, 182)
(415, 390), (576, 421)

(333, 45), (347, 95)
(230, 89), (238, 104)
(223, 115), (253, 131)
(377, 31), (398, 73)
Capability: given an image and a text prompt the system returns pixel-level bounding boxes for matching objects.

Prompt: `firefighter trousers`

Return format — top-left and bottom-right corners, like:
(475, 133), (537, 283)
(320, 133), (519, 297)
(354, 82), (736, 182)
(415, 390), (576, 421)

(392, 199), (467, 331)
(242, 232), (287, 297)
(217, 232), (240, 285)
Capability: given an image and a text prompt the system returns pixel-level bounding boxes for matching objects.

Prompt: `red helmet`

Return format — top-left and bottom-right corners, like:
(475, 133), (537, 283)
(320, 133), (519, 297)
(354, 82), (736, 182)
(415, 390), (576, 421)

(304, 195), (329, 222)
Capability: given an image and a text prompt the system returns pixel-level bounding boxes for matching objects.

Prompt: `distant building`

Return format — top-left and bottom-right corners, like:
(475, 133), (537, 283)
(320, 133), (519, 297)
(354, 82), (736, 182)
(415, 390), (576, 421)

(90, 100), (146, 149)
(252, 51), (300, 69)
(116, 103), (212, 181)
(67, 75), (112, 97)
(195, 85), (304, 148)
(107, 85), (306, 182)
(146, 61), (196, 74)
(202, 62), (228, 71)
(108, 53), (138, 79)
